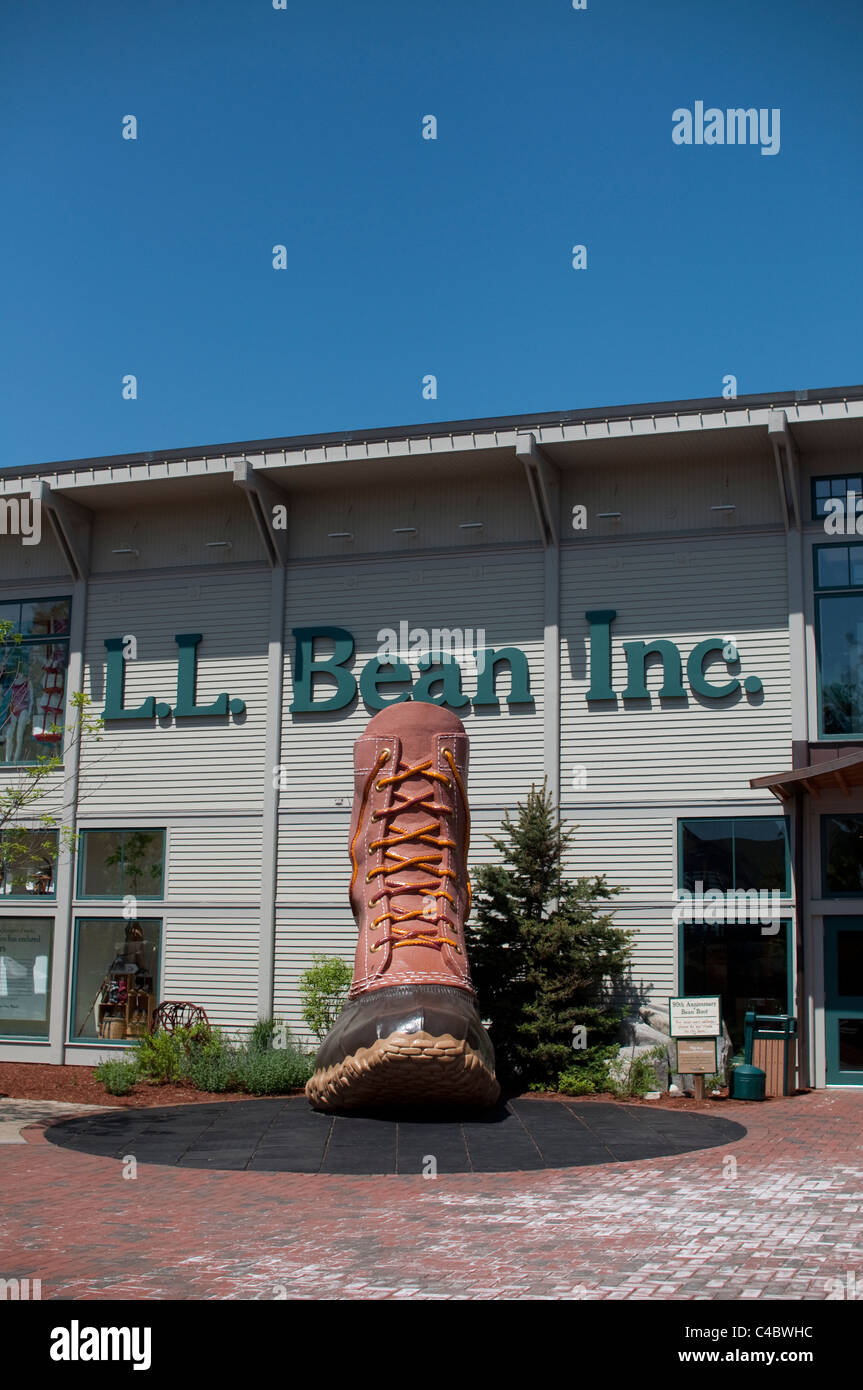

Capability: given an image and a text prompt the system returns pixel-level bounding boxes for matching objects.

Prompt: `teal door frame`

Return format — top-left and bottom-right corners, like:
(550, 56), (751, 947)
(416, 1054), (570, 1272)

(824, 917), (863, 1085)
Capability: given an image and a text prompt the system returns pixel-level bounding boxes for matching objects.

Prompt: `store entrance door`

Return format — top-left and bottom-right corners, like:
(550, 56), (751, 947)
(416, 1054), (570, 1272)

(825, 918), (863, 1085)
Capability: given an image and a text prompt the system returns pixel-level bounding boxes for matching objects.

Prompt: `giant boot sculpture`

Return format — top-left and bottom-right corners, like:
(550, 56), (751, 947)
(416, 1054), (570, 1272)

(305, 701), (500, 1110)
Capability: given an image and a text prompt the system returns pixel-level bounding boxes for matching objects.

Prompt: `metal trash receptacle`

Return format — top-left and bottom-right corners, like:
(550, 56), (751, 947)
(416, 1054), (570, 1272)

(730, 1063), (766, 1101)
(744, 1011), (797, 1097)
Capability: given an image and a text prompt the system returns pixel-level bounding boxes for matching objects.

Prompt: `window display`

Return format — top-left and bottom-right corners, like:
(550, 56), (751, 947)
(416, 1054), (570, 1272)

(0, 916), (53, 1038)
(0, 829), (58, 896)
(0, 597), (71, 764)
(79, 829), (165, 899)
(71, 917), (161, 1042)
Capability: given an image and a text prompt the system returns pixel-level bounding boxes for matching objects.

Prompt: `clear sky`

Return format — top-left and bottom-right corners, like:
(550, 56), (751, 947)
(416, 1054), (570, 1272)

(1, 0), (861, 468)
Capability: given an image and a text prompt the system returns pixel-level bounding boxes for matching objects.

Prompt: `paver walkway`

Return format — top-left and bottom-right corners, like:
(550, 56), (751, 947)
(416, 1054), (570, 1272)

(1, 1090), (861, 1300)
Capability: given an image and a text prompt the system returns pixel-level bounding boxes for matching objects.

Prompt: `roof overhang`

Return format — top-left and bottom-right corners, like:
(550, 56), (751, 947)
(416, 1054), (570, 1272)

(750, 749), (863, 801)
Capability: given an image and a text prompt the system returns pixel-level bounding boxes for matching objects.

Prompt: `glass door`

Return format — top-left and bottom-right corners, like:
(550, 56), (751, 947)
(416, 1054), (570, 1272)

(824, 918), (863, 1085)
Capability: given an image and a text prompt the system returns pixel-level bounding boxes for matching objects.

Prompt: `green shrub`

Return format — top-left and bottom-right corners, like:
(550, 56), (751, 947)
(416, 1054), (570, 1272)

(557, 1043), (618, 1096)
(298, 955), (352, 1042)
(557, 1070), (598, 1096)
(134, 1029), (183, 1083)
(608, 1045), (666, 1099)
(232, 1044), (314, 1095)
(177, 1024), (236, 1092)
(94, 1059), (139, 1096)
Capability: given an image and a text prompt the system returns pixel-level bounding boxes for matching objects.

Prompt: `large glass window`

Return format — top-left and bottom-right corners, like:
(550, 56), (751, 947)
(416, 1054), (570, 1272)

(814, 544), (863, 736)
(681, 920), (791, 1051)
(680, 817), (790, 894)
(78, 829), (165, 899)
(70, 917), (161, 1043)
(822, 814), (863, 896)
(0, 597), (70, 765)
(0, 916), (53, 1039)
(0, 829), (58, 897)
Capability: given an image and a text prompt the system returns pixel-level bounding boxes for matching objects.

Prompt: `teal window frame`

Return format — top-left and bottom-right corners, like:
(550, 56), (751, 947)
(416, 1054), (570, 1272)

(821, 813), (863, 898)
(0, 828), (59, 900)
(67, 915), (163, 1047)
(813, 542), (863, 738)
(0, 913), (54, 1042)
(0, 594), (72, 767)
(812, 474), (863, 521)
(76, 829), (166, 902)
(677, 816), (791, 897)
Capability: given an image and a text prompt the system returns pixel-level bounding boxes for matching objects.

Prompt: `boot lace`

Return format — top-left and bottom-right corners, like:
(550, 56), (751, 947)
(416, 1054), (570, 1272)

(350, 747), (470, 954)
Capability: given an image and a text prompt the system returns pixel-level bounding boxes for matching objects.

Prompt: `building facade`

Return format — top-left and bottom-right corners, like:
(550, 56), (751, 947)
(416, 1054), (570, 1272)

(1, 385), (862, 1087)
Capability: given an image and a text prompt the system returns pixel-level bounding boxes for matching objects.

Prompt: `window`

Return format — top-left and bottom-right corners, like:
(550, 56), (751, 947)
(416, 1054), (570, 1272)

(822, 814), (863, 896)
(0, 829), (58, 897)
(78, 830), (165, 900)
(679, 817), (790, 894)
(0, 597), (71, 765)
(814, 544), (863, 736)
(812, 474), (863, 521)
(70, 917), (161, 1043)
(0, 916), (53, 1039)
(680, 920), (791, 1051)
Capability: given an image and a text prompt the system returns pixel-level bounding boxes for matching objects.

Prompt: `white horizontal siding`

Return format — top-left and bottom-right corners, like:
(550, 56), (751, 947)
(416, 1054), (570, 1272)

(273, 918), (356, 1047)
(562, 815), (674, 898)
(561, 533), (791, 802)
(161, 913), (259, 1035)
(168, 821), (262, 903)
(79, 570), (271, 814)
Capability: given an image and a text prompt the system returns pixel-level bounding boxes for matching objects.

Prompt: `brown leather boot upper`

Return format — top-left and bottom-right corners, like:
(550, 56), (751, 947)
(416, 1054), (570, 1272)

(347, 701), (474, 999)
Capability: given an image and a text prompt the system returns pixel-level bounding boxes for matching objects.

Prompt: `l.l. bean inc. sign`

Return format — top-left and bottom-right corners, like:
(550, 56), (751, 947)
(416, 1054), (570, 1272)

(102, 612), (763, 719)
(99, 614), (761, 722)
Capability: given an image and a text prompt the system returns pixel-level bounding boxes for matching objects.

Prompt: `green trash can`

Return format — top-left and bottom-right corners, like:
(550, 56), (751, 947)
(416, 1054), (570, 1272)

(743, 1011), (797, 1096)
(730, 1063), (766, 1101)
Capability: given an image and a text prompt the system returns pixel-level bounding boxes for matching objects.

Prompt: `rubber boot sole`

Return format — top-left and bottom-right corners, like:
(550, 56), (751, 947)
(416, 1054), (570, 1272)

(305, 1028), (501, 1111)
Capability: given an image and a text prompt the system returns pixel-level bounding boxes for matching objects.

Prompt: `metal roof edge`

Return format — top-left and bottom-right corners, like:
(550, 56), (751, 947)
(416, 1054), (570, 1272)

(6, 382), (863, 483)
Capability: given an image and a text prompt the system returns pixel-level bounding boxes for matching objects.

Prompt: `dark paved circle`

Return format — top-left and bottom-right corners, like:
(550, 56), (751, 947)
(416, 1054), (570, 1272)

(45, 1097), (745, 1174)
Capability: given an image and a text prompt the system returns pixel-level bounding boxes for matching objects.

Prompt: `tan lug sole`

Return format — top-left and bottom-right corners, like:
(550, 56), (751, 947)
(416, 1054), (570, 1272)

(305, 1029), (501, 1111)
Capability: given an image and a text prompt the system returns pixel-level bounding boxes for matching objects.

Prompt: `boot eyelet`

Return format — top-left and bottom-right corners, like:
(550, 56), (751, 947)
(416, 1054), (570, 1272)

(369, 941), (381, 953)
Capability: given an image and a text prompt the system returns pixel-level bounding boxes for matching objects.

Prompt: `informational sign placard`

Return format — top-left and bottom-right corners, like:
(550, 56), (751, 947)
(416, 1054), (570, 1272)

(676, 1039), (717, 1074)
(0, 919), (52, 1023)
(669, 995), (721, 1038)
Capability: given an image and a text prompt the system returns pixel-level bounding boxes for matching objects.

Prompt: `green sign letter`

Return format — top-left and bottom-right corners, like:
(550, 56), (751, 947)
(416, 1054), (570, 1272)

(290, 626), (357, 712)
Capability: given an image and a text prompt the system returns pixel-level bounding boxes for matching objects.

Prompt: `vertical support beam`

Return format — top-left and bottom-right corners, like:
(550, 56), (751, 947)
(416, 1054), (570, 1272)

(55, 577), (87, 1062)
(257, 562), (286, 1019)
(769, 410), (813, 1086)
(515, 433), (561, 815)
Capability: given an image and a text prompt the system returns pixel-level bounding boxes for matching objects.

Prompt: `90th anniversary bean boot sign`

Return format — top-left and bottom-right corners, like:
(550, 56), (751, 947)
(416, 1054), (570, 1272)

(305, 701), (500, 1110)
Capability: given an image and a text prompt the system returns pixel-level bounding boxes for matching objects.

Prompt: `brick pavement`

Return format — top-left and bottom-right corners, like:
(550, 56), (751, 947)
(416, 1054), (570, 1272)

(0, 1090), (861, 1300)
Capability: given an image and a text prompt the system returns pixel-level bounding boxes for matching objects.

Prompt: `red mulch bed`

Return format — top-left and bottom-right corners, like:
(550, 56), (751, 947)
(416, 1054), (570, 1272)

(0, 1062), (305, 1109)
(2, 1060), (809, 1112)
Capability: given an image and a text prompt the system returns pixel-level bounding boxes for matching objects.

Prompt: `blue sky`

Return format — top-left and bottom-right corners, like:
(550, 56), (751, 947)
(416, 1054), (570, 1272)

(1, 0), (861, 468)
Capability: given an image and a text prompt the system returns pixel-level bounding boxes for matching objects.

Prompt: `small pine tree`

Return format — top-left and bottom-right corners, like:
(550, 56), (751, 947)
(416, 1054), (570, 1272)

(466, 782), (632, 1088)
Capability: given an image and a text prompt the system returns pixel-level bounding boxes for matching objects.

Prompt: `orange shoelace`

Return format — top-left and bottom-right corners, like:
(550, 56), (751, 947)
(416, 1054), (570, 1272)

(350, 747), (470, 954)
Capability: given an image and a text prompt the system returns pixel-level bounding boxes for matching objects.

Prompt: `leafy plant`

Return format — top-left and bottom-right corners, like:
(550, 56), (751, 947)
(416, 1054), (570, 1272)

(134, 1029), (183, 1084)
(232, 1043), (314, 1095)
(557, 1043), (620, 1096)
(298, 955), (352, 1042)
(608, 1044), (667, 1099)
(94, 1058), (139, 1096)
(466, 782), (632, 1089)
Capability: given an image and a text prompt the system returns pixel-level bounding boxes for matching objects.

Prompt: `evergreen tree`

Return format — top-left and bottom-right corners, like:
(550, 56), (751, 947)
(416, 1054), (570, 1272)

(466, 782), (632, 1088)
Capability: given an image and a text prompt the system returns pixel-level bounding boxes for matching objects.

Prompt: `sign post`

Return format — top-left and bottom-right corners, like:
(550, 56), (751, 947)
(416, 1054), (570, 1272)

(669, 996), (722, 1100)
